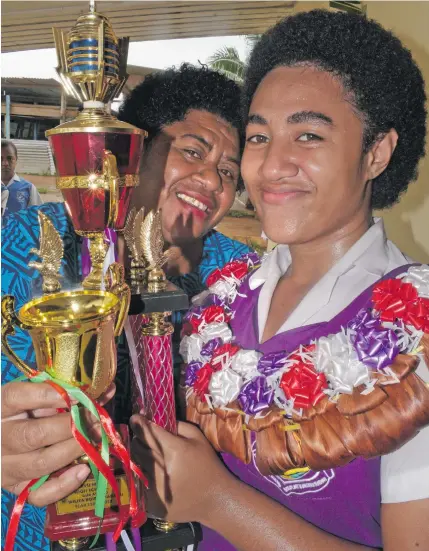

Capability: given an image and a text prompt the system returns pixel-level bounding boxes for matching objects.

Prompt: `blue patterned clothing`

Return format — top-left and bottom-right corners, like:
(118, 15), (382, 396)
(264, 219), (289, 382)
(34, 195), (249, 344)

(1, 202), (251, 551)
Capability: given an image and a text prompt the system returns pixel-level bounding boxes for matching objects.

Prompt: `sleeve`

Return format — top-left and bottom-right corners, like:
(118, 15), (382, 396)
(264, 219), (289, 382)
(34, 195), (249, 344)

(198, 230), (253, 285)
(381, 357), (429, 503)
(1, 203), (77, 384)
(29, 184), (43, 206)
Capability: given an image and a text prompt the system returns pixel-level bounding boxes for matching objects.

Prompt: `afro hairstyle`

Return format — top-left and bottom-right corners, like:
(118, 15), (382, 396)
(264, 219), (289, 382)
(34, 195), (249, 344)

(243, 10), (427, 209)
(119, 62), (243, 146)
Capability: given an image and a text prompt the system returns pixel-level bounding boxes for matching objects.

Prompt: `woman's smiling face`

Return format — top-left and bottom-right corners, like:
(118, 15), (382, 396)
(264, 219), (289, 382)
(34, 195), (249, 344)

(241, 65), (374, 246)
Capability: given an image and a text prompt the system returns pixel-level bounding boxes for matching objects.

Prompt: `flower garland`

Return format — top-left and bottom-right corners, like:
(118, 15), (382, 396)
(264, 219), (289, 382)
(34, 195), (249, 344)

(181, 257), (429, 421)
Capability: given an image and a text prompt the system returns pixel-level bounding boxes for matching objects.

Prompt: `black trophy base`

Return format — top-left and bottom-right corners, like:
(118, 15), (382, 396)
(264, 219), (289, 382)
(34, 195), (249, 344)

(129, 281), (189, 316)
(51, 521), (203, 551)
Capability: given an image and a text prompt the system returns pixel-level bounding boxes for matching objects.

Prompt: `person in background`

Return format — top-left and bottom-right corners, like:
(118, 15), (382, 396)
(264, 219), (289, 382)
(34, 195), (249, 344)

(1, 139), (42, 219)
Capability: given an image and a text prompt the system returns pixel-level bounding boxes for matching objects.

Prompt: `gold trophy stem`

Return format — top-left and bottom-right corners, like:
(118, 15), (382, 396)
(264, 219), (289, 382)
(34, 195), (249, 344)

(57, 537), (90, 550)
(152, 519), (177, 533)
(82, 233), (109, 289)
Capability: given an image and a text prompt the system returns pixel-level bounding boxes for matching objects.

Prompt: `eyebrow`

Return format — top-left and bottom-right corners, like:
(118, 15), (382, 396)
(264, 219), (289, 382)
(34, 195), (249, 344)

(247, 114), (268, 125)
(287, 111), (333, 126)
(247, 111), (333, 127)
(181, 133), (239, 167)
(181, 133), (212, 151)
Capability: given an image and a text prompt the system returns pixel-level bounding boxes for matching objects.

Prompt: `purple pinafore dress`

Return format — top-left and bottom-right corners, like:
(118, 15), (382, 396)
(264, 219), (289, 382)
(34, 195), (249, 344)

(200, 264), (413, 550)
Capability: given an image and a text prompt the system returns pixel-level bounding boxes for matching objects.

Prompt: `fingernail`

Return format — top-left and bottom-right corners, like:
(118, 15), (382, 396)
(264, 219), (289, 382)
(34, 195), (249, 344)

(75, 465), (90, 482)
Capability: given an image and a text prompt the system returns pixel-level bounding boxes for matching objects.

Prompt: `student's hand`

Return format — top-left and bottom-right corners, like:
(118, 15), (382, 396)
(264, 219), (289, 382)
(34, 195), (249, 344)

(1, 381), (115, 507)
(130, 415), (233, 524)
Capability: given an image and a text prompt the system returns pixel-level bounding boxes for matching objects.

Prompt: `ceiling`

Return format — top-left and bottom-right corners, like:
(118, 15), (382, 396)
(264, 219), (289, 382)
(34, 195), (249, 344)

(1, 1), (300, 53)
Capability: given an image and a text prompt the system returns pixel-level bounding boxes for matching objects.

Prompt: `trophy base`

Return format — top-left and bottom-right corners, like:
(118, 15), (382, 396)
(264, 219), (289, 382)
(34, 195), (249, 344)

(45, 426), (143, 543)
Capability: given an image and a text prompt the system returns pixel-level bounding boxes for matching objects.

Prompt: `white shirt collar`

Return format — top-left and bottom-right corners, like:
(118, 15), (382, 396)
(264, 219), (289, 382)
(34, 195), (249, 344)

(2, 173), (20, 186)
(249, 218), (406, 339)
(250, 218), (390, 291)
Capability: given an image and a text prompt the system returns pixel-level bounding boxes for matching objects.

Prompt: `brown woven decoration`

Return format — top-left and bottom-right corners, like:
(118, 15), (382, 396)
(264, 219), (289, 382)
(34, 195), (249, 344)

(186, 344), (429, 476)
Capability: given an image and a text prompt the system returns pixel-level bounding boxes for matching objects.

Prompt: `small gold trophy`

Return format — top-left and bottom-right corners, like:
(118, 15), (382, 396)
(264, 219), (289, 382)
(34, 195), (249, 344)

(1, 212), (138, 549)
(46, 0), (146, 290)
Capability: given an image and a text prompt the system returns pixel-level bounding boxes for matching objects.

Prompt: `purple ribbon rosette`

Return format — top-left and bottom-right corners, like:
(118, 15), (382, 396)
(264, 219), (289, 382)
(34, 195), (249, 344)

(238, 375), (274, 415)
(185, 360), (203, 386)
(201, 338), (223, 358)
(348, 309), (400, 370)
(257, 351), (288, 376)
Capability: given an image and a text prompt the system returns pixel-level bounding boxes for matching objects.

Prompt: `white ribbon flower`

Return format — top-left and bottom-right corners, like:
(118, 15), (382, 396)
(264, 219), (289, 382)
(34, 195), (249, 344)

(179, 334), (204, 363)
(402, 265), (429, 297)
(200, 322), (233, 344)
(209, 368), (243, 407)
(208, 279), (237, 302)
(314, 331), (371, 395)
(231, 349), (261, 380)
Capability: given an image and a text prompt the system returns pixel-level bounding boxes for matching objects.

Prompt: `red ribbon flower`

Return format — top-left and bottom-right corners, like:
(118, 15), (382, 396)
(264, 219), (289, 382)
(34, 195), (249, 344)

(201, 305), (231, 325)
(280, 346), (327, 409)
(181, 319), (200, 336)
(372, 279), (419, 322)
(206, 260), (249, 287)
(210, 343), (241, 369)
(403, 297), (429, 332)
(193, 364), (214, 397)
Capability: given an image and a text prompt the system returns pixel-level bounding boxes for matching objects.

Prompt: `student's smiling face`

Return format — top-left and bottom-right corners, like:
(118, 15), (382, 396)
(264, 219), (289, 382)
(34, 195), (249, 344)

(242, 65), (388, 245)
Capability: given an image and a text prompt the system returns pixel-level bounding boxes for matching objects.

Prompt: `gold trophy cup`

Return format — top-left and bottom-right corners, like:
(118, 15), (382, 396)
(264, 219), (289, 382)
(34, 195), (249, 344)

(1, 212), (132, 548)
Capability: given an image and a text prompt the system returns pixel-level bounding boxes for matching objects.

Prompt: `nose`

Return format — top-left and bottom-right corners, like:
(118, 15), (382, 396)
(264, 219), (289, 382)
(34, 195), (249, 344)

(192, 165), (223, 193)
(260, 139), (299, 182)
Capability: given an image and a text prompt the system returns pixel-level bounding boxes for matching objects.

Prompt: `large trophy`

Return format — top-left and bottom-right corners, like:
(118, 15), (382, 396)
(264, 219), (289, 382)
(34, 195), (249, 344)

(2, 213), (147, 550)
(46, 0), (146, 290)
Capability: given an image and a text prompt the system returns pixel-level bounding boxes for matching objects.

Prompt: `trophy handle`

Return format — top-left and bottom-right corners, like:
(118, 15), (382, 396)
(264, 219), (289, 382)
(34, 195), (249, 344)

(1, 295), (35, 377)
(107, 263), (131, 337)
(103, 150), (119, 228)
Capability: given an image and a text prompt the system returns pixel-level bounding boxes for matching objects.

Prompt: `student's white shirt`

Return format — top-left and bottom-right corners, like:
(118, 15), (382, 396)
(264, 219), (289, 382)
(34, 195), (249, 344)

(1, 173), (43, 207)
(248, 218), (429, 503)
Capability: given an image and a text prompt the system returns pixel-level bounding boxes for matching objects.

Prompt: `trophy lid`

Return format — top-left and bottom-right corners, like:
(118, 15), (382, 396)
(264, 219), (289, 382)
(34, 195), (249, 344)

(47, 0), (146, 136)
(53, 0), (129, 105)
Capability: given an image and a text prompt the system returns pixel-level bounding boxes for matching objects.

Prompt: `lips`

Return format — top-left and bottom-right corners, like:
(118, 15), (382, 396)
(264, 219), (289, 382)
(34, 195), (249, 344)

(260, 185), (310, 205)
(176, 191), (215, 214)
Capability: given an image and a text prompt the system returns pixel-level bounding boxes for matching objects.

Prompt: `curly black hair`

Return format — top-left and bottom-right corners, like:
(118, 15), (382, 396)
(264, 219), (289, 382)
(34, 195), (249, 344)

(243, 10), (427, 209)
(119, 62), (243, 146)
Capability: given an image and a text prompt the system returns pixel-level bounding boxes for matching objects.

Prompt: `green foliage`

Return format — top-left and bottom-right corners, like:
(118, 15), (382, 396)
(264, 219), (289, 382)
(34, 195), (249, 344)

(227, 209), (255, 218)
(207, 46), (245, 84)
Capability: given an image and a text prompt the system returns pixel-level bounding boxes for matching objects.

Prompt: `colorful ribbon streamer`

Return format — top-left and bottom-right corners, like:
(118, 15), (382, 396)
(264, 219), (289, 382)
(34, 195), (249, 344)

(5, 370), (147, 551)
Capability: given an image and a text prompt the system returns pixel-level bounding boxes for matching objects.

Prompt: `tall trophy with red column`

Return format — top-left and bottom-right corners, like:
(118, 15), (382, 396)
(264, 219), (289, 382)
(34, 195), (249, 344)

(124, 209), (188, 533)
(46, 0), (146, 290)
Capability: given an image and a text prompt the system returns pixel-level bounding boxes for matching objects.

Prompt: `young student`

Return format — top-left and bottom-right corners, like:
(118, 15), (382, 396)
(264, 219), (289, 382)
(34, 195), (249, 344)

(130, 11), (429, 551)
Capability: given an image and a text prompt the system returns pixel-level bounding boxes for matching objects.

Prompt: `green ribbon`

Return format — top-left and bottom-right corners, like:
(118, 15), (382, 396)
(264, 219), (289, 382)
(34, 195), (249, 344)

(17, 372), (112, 547)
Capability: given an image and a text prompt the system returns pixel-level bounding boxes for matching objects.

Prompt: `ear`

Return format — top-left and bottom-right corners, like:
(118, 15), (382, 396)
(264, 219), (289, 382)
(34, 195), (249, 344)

(365, 129), (398, 181)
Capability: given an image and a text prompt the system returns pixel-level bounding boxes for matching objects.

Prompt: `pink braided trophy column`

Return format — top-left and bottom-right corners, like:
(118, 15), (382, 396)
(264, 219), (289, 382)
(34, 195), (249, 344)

(128, 314), (177, 434)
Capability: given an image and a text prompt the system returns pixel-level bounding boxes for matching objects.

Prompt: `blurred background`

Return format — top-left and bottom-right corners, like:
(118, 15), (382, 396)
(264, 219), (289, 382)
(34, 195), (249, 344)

(2, 1), (428, 261)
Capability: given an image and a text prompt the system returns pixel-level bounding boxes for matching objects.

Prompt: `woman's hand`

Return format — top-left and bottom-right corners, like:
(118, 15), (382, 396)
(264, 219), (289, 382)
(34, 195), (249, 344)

(1, 381), (115, 507)
(130, 415), (233, 524)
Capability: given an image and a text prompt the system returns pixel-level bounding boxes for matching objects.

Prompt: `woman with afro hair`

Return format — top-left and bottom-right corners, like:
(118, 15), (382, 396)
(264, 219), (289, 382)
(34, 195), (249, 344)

(131, 10), (429, 551)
